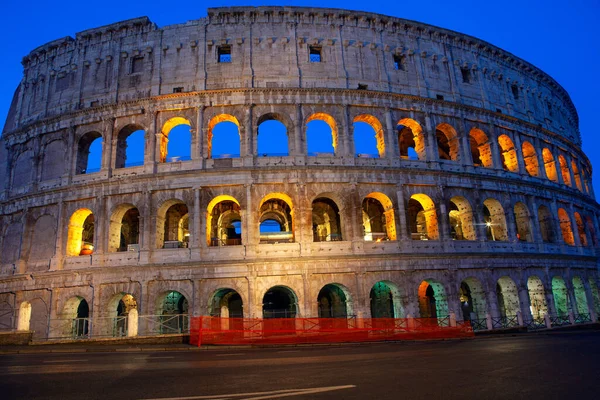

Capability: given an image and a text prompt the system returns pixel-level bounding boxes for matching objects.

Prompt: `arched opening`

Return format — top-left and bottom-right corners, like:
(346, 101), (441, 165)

(108, 204), (140, 252)
(156, 291), (188, 333)
(17, 301), (32, 331)
(207, 114), (240, 159)
(551, 276), (569, 317)
(109, 293), (137, 337)
(571, 161), (583, 191)
(41, 140), (67, 181)
(207, 196), (242, 246)
(312, 197), (342, 242)
(574, 212), (588, 246)
(362, 193), (396, 241)
(572, 277), (589, 315)
(61, 296), (89, 338)
(435, 123), (460, 161)
(397, 118), (426, 161)
(210, 288), (243, 318)
(558, 208), (575, 246)
(370, 281), (403, 318)
(259, 194), (294, 244)
(586, 216), (598, 246)
(418, 280), (449, 319)
(542, 148), (558, 182)
(514, 202), (533, 242)
(497, 134), (519, 172)
(76, 132), (103, 174)
(407, 194), (439, 240)
(257, 115), (289, 156)
(263, 286), (297, 318)
(558, 155), (572, 187)
(66, 208), (95, 256)
(28, 215), (57, 262)
(459, 278), (487, 321)
(527, 276), (548, 319)
(469, 128), (493, 168)
(538, 206), (555, 243)
(306, 113), (337, 156)
(157, 200), (189, 249)
(588, 279), (600, 315)
(496, 276), (520, 317)
(483, 199), (508, 241)
(448, 196), (476, 240)
(116, 125), (145, 168)
(521, 141), (540, 177)
(353, 115), (385, 158)
(160, 117), (192, 163)
(318, 284), (352, 318)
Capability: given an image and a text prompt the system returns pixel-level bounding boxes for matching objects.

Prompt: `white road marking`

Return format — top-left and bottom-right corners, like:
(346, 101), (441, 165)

(42, 359), (88, 363)
(139, 385), (356, 400)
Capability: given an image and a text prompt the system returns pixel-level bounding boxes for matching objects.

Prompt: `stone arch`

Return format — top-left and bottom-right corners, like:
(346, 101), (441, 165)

(263, 286), (298, 318)
(257, 113), (290, 156)
(209, 288), (244, 318)
(558, 155), (571, 186)
(469, 128), (493, 168)
(156, 199), (189, 249)
(514, 202), (533, 242)
(370, 281), (404, 318)
(448, 196), (476, 240)
(29, 297), (49, 340)
(28, 214), (57, 262)
(573, 212), (588, 246)
(59, 296), (90, 338)
(397, 118), (426, 161)
(107, 292), (138, 337)
(41, 140), (67, 181)
(362, 192), (396, 241)
(66, 208), (95, 256)
(527, 275), (548, 319)
(482, 198), (508, 241)
(76, 131), (103, 174)
(408, 194), (439, 240)
(571, 160), (583, 191)
(557, 208), (575, 246)
(459, 277), (487, 320)
(497, 134), (519, 172)
(572, 276), (589, 315)
(207, 114), (240, 159)
(496, 276), (520, 317)
(160, 117), (192, 163)
(1, 222), (22, 265)
(207, 195), (242, 246)
(542, 148), (558, 182)
(17, 301), (31, 331)
(312, 196), (343, 242)
(538, 205), (555, 243)
(306, 112), (338, 155)
(108, 204), (140, 252)
(418, 280), (449, 319)
(115, 124), (145, 168)
(521, 141), (540, 177)
(435, 123), (460, 161)
(259, 193), (294, 243)
(585, 215), (598, 246)
(551, 276), (569, 317)
(588, 278), (600, 314)
(318, 283), (354, 318)
(12, 150), (33, 189)
(353, 114), (385, 158)
(154, 291), (189, 333)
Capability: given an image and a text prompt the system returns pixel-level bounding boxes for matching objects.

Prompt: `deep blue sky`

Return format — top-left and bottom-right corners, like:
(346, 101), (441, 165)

(1, 1), (598, 192)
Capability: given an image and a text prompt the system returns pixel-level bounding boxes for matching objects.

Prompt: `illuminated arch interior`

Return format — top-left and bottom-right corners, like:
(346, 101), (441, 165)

(497, 134), (519, 172)
(312, 197), (342, 242)
(542, 148), (558, 182)
(66, 208), (94, 256)
(573, 212), (587, 246)
(572, 276), (589, 315)
(483, 198), (508, 241)
(527, 275), (548, 319)
(469, 128), (492, 168)
(571, 160), (583, 191)
(538, 205), (555, 243)
(207, 114), (240, 159)
(551, 276), (568, 317)
(398, 118), (426, 161)
(370, 281), (404, 318)
(306, 112), (338, 155)
(207, 195), (242, 246)
(418, 280), (449, 319)
(496, 276), (520, 317)
(557, 208), (575, 246)
(363, 192), (396, 241)
(558, 155), (572, 187)
(353, 114), (385, 158)
(435, 123), (460, 161)
(408, 194), (439, 240)
(108, 204), (140, 252)
(448, 196), (476, 241)
(156, 199), (189, 249)
(259, 193), (294, 243)
(459, 277), (487, 320)
(160, 117), (192, 163)
(514, 202), (533, 242)
(521, 141), (540, 177)
(318, 283), (353, 318)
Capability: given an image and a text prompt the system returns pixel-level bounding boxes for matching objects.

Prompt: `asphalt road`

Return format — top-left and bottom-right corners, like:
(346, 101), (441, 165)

(1, 332), (599, 400)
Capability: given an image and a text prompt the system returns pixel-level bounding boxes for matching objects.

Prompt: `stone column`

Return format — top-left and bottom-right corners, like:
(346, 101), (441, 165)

(566, 154), (577, 190)
(568, 203), (582, 248)
(527, 196), (543, 243)
(50, 201), (66, 271)
(489, 124), (503, 170)
(384, 108), (399, 160)
(554, 147), (565, 185)
(437, 190), (450, 242)
(485, 283), (501, 319)
(533, 138), (547, 180)
(518, 284), (533, 321)
(242, 104), (254, 160)
(512, 133), (526, 175)
(341, 105), (353, 157)
(549, 199), (564, 244)
(145, 112), (158, 174)
(193, 106), (203, 161)
(424, 114), (438, 162)
(294, 104), (303, 156)
(504, 197), (518, 243)
(191, 187), (202, 250)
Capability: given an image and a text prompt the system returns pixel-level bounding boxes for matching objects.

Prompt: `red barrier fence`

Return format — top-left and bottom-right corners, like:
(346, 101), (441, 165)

(189, 316), (473, 346)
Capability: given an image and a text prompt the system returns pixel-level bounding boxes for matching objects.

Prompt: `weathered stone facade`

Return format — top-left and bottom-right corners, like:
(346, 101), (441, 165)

(0, 7), (599, 339)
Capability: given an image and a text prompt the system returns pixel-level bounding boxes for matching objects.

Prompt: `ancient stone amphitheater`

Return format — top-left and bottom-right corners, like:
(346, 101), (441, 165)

(0, 6), (599, 341)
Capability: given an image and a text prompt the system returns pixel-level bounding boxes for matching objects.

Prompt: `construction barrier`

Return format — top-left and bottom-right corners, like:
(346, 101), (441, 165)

(189, 316), (473, 346)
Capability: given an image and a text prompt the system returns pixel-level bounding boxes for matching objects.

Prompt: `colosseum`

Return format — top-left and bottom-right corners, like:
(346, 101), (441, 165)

(0, 6), (599, 341)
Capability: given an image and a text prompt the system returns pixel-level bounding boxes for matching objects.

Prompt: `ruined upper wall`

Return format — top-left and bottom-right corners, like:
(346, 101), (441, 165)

(3, 6), (581, 146)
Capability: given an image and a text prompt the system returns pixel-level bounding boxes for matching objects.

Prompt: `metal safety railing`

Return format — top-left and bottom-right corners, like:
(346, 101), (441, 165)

(138, 314), (189, 335)
(524, 318), (546, 330)
(549, 314), (571, 327)
(491, 315), (520, 329)
(574, 313), (592, 324)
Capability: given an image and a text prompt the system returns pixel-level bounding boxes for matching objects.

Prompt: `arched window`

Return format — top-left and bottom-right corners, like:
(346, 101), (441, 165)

(514, 202), (533, 242)
(542, 148), (558, 182)
(537, 206), (555, 243)
(362, 193), (396, 241)
(353, 115), (385, 158)
(257, 114), (289, 156)
(210, 288), (243, 318)
(76, 132), (103, 174)
(116, 125), (145, 168)
(521, 141), (540, 177)
(448, 196), (476, 240)
(259, 194), (294, 243)
(407, 194), (439, 240)
(312, 197), (342, 242)
(370, 281), (404, 318)
(41, 140), (66, 181)
(551, 276), (568, 317)
(482, 199), (508, 241)
(157, 200), (189, 249)
(435, 123), (460, 161)
(557, 208), (575, 245)
(397, 118), (426, 161)
(318, 283), (353, 318)
(306, 113), (337, 156)
(574, 212), (588, 246)
(207, 114), (240, 159)
(459, 278), (487, 321)
(207, 196), (242, 246)
(156, 291), (189, 333)
(469, 128), (493, 168)
(558, 155), (571, 187)
(160, 117), (192, 163)
(66, 208), (95, 256)
(497, 134), (519, 172)
(496, 276), (520, 318)
(418, 280), (449, 319)
(263, 286), (297, 318)
(571, 160), (583, 191)
(109, 204), (140, 252)
(527, 276), (548, 319)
